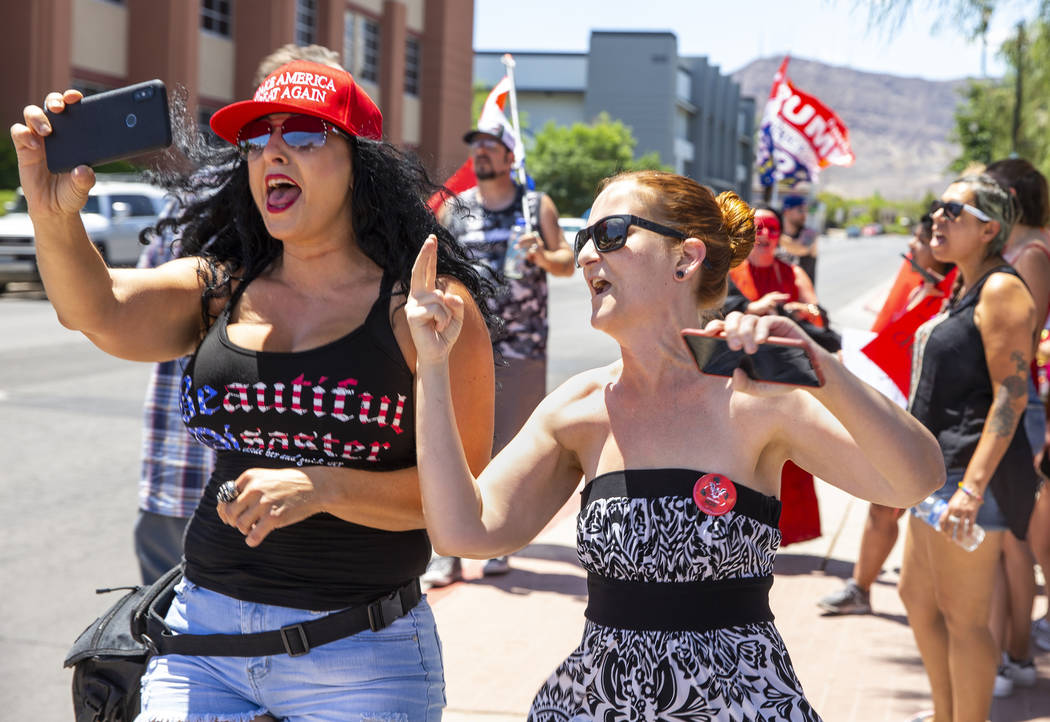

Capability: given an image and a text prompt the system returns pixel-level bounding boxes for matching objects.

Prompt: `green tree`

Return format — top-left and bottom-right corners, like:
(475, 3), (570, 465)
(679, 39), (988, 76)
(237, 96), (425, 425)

(0, 137), (20, 191)
(949, 19), (1050, 177)
(527, 113), (667, 216)
(950, 79), (1013, 169)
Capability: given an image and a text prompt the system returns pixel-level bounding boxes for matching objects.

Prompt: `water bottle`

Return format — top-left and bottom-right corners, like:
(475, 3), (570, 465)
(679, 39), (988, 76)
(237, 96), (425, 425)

(910, 494), (985, 551)
(502, 221), (528, 280)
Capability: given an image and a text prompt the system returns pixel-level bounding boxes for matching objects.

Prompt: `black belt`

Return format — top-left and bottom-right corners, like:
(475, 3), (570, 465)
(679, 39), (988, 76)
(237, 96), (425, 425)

(585, 573), (774, 632)
(144, 577), (422, 657)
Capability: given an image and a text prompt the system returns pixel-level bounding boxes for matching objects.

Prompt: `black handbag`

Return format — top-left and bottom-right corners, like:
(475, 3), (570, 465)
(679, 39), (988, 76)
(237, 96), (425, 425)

(63, 565), (422, 721)
(63, 564), (182, 722)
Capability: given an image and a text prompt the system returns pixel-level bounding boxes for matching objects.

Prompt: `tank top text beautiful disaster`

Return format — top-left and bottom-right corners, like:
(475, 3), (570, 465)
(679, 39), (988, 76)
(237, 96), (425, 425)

(179, 272), (425, 610)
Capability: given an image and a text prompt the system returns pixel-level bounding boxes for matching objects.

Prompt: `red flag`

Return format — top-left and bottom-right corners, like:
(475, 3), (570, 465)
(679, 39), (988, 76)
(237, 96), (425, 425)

(861, 267), (956, 396)
(427, 158), (476, 214)
(870, 259), (925, 334)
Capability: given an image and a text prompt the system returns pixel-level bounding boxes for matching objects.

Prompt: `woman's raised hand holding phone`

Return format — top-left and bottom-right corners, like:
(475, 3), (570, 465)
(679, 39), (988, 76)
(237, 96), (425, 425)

(702, 311), (827, 395)
(10, 89), (95, 217)
(406, 235), (465, 365)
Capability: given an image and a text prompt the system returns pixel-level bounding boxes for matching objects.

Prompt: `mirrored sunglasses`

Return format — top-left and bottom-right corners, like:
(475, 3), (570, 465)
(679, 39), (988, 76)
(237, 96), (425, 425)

(929, 199), (991, 222)
(236, 114), (346, 156)
(573, 214), (687, 266)
(469, 137), (505, 151)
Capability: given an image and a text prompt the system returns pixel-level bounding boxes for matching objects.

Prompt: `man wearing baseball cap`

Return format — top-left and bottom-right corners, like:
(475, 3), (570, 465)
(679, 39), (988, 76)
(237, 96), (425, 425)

(779, 194), (820, 285)
(423, 120), (575, 587)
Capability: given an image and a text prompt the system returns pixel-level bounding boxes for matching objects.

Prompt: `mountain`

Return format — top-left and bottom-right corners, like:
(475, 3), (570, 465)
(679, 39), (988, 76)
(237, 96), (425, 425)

(731, 56), (971, 201)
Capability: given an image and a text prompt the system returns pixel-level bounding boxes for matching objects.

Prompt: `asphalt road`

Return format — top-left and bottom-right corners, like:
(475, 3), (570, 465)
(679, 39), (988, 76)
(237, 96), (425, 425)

(0, 232), (906, 719)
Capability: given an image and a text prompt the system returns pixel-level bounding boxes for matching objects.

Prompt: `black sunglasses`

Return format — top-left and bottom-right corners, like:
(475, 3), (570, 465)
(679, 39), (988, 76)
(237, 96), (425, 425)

(236, 114), (347, 156)
(929, 199), (991, 222)
(574, 214), (687, 266)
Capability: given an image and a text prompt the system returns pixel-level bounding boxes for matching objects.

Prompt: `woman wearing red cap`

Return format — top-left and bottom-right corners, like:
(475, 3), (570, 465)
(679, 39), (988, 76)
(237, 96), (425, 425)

(12, 55), (494, 719)
(406, 169), (944, 720)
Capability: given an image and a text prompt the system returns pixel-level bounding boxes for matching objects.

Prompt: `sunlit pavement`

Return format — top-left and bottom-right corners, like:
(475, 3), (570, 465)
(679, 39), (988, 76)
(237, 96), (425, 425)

(431, 478), (1050, 721)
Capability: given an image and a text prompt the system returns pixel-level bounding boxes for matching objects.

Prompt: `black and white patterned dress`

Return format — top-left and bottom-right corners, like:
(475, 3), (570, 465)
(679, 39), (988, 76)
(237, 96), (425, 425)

(529, 468), (822, 722)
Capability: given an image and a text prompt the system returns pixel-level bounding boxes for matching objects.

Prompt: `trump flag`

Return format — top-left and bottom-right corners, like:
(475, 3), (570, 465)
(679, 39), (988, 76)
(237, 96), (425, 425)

(755, 57), (854, 187)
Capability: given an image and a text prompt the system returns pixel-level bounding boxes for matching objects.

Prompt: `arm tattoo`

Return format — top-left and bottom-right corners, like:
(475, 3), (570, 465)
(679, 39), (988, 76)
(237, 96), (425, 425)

(1011, 350), (1028, 379)
(990, 350), (1029, 437)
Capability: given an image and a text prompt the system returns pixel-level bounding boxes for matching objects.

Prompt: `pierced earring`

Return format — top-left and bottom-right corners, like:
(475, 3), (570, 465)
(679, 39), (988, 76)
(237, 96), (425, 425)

(675, 270), (685, 279)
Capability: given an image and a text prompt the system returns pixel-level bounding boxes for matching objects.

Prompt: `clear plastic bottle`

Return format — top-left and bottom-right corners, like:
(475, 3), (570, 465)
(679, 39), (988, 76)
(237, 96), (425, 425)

(910, 494), (985, 551)
(502, 221), (528, 280)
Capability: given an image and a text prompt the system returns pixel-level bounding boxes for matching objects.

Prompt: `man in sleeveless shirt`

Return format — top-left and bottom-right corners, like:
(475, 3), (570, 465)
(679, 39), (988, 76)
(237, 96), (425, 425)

(424, 121), (575, 586)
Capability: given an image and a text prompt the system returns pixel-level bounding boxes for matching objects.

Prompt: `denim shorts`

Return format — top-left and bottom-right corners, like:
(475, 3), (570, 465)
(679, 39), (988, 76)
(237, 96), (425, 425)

(1023, 376), (1046, 454)
(137, 577), (445, 722)
(936, 470), (1008, 532)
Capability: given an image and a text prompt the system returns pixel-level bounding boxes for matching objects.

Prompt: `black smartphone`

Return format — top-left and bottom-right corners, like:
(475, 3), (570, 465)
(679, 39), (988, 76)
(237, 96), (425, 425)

(44, 80), (172, 173)
(900, 253), (943, 285)
(681, 329), (824, 387)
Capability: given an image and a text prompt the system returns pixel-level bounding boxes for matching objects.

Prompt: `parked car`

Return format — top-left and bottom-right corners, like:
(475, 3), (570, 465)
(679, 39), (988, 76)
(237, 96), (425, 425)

(0, 179), (168, 292)
(861, 223), (884, 237)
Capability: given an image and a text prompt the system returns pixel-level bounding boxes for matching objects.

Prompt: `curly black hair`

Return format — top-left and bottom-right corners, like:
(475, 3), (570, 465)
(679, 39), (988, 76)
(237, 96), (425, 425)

(142, 104), (499, 340)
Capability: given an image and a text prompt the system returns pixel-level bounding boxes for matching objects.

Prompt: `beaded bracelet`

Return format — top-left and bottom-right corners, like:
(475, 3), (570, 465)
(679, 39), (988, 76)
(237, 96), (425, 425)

(957, 482), (984, 503)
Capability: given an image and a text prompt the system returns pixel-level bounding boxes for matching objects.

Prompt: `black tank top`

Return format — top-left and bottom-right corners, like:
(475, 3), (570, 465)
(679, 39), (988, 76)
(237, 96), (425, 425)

(909, 265), (1038, 539)
(179, 272), (427, 609)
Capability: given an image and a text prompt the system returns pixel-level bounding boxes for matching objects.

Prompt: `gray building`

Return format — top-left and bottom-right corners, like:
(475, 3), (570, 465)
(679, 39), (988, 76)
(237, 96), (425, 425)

(475, 31), (755, 201)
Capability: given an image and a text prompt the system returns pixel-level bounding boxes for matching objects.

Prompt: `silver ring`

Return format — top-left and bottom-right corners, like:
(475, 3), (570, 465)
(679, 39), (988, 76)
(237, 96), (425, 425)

(947, 513), (960, 525)
(216, 480), (238, 504)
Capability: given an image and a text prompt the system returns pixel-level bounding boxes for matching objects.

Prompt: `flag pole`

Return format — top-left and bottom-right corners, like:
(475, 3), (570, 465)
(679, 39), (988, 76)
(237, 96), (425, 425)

(501, 53), (534, 232)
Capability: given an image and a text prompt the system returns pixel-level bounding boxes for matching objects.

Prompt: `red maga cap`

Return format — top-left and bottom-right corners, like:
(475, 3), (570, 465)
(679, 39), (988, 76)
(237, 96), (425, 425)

(210, 60), (383, 144)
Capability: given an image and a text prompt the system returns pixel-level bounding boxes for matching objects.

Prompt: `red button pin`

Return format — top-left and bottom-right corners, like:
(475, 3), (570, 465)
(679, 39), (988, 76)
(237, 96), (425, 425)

(693, 474), (737, 516)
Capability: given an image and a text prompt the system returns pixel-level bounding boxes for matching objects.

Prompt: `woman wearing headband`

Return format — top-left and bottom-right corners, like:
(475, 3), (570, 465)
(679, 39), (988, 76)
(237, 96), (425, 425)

(12, 55), (495, 720)
(899, 174), (1040, 722)
(406, 170), (943, 719)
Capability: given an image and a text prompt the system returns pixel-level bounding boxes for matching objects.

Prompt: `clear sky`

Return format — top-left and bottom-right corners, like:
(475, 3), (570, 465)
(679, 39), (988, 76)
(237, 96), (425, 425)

(473, 0), (1032, 81)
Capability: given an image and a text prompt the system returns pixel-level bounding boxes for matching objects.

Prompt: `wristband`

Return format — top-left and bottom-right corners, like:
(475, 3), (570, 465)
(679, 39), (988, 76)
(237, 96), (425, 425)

(957, 482), (983, 503)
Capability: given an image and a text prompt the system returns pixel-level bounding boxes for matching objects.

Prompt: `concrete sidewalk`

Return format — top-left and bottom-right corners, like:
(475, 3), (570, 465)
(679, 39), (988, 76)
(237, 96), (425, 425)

(429, 480), (1050, 721)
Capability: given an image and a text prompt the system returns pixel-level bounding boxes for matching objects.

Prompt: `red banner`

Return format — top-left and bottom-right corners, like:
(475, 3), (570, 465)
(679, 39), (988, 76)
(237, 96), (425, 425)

(861, 265), (956, 396)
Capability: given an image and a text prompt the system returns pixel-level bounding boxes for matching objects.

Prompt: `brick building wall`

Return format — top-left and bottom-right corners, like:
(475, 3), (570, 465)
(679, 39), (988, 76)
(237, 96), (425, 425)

(0, 0), (472, 177)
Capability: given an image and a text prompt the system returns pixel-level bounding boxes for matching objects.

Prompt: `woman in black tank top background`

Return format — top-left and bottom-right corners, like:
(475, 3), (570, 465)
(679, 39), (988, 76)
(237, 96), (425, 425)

(900, 173), (1039, 722)
(13, 50), (496, 720)
(984, 158), (1050, 698)
(405, 170), (945, 720)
